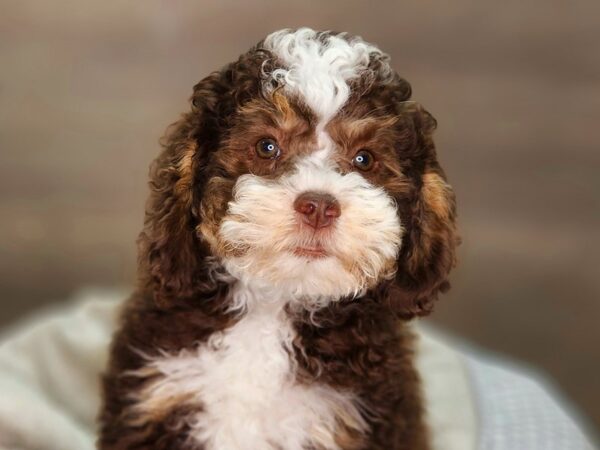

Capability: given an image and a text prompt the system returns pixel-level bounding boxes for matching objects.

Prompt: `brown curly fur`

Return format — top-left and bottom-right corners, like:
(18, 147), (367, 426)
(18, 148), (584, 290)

(98, 31), (458, 450)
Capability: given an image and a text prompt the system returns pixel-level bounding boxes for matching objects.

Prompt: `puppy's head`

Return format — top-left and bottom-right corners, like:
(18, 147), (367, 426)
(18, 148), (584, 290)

(140, 28), (458, 316)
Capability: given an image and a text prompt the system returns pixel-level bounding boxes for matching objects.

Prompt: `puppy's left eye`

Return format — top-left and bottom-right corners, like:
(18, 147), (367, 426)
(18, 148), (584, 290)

(352, 149), (375, 171)
(255, 138), (281, 159)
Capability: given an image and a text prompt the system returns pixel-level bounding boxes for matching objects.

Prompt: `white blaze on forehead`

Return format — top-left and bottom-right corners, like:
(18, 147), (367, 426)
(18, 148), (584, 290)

(263, 28), (389, 130)
(308, 130), (336, 165)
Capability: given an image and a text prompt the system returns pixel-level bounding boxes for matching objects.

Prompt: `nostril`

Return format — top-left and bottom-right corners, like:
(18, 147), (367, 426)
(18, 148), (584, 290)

(324, 201), (341, 218)
(295, 200), (317, 216)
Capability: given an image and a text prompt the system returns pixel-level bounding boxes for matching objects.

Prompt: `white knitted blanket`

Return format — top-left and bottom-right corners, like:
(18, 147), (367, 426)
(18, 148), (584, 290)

(0, 290), (594, 450)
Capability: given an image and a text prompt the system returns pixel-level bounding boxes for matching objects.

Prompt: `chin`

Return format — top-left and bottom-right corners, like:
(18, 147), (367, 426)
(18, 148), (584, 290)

(99, 27), (459, 450)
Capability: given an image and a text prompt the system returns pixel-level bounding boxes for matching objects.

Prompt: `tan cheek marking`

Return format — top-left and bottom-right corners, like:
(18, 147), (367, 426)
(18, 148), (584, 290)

(336, 255), (367, 285)
(408, 212), (434, 274)
(218, 221), (252, 258)
(121, 368), (196, 427)
(126, 392), (192, 427)
(332, 425), (367, 450)
(199, 176), (237, 255)
(307, 401), (367, 450)
(379, 257), (398, 280)
(331, 405), (368, 450)
(407, 172), (454, 273)
(174, 142), (196, 201)
(335, 252), (396, 291)
(422, 172), (452, 221)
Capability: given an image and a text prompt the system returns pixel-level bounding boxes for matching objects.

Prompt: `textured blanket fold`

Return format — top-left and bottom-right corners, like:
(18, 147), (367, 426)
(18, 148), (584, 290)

(0, 290), (594, 450)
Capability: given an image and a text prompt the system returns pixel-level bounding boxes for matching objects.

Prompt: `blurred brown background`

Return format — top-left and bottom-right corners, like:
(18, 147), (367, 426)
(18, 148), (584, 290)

(1, 0), (598, 434)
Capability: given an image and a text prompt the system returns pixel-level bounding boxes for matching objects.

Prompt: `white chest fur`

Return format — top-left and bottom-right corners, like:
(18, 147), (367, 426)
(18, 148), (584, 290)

(132, 298), (366, 450)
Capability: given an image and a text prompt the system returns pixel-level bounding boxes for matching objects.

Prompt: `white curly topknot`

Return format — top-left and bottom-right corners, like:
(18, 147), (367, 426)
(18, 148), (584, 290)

(263, 27), (392, 130)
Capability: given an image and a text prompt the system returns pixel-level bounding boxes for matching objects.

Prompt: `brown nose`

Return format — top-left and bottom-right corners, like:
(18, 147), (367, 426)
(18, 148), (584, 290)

(293, 191), (341, 229)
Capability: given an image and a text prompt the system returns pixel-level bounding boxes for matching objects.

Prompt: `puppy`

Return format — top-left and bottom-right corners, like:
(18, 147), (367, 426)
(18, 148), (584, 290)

(98, 28), (458, 450)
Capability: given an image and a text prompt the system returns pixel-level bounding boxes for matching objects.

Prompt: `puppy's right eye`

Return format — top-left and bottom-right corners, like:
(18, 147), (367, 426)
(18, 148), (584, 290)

(352, 149), (375, 171)
(255, 138), (281, 159)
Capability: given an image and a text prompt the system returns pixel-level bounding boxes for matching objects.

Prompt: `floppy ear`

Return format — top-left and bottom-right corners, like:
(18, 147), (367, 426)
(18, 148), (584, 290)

(390, 104), (460, 319)
(138, 71), (228, 307)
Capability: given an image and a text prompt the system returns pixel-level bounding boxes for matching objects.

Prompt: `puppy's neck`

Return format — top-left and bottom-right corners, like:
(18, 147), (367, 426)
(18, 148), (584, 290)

(223, 274), (350, 317)
(225, 280), (289, 319)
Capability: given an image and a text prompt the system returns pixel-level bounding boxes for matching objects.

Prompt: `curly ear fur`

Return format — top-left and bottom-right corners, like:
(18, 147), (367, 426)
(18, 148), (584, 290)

(137, 113), (206, 306)
(138, 49), (268, 307)
(138, 72), (228, 306)
(390, 104), (459, 319)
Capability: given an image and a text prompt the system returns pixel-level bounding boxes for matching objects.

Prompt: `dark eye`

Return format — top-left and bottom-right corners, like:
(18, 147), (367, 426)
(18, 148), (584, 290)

(255, 138), (281, 159)
(352, 149), (375, 171)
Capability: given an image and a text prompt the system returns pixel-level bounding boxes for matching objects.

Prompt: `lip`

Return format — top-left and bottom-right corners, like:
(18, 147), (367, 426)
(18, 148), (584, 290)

(293, 246), (328, 259)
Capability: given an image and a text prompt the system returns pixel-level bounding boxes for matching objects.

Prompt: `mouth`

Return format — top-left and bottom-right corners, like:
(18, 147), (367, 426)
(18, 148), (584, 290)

(293, 245), (329, 259)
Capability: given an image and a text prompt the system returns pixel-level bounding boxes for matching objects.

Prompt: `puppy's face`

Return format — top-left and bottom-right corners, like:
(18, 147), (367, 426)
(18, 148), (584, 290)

(202, 93), (405, 301)
(142, 29), (458, 314)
